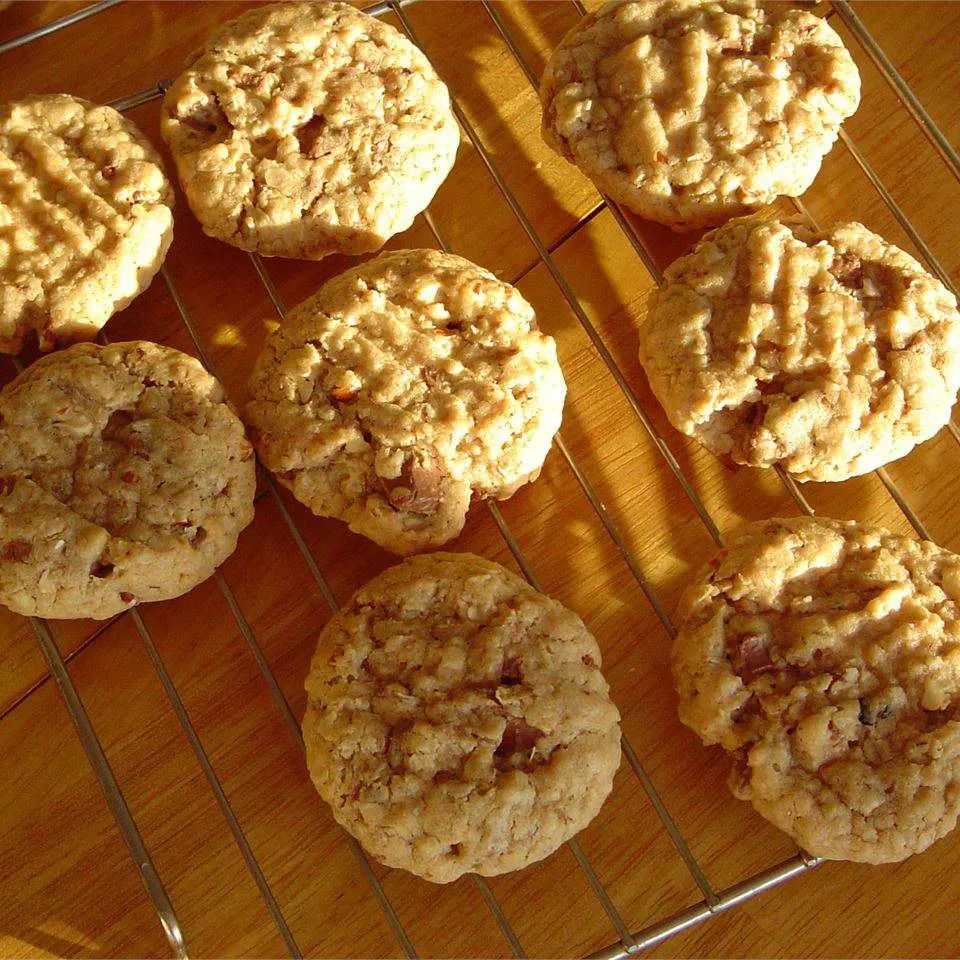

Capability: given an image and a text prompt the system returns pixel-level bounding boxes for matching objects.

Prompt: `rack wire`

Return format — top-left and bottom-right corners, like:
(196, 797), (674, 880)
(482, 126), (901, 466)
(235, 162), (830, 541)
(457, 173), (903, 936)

(2, 1), (958, 957)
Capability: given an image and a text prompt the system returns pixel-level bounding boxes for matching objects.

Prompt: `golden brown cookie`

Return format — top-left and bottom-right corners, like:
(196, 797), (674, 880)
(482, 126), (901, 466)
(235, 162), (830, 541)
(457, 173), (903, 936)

(303, 552), (622, 882)
(540, 0), (860, 229)
(245, 249), (566, 554)
(674, 517), (960, 863)
(161, 1), (459, 259)
(0, 93), (173, 353)
(640, 218), (960, 481)
(0, 342), (255, 619)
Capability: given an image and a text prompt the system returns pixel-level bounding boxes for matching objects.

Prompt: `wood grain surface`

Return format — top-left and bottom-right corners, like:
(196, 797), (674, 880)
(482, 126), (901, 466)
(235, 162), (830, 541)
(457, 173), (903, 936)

(1, 1), (959, 957)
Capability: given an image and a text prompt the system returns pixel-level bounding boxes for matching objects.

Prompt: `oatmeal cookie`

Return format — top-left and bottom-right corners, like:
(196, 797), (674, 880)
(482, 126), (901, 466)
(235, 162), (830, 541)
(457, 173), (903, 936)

(245, 249), (566, 554)
(540, 0), (860, 229)
(0, 93), (173, 353)
(0, 341), (256, 619)
(303, 552), (622, 882)
(673, 516), (960, 862)
(640, 218), (960, 481)
(160, 1), (459, 259)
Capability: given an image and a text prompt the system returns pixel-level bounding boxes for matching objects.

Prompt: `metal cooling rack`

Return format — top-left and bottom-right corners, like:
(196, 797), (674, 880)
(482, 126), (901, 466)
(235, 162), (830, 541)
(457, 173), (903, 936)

(4, 1), (960, 957)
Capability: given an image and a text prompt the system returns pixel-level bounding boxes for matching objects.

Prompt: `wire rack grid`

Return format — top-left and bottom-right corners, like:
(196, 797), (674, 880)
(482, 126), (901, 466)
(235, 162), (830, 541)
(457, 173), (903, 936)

(3, 1), (959, 958)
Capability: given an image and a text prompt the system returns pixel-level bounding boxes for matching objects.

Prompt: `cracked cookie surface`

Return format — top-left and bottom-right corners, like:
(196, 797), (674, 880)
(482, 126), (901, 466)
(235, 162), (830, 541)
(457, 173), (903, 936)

(303, 552), (622, 882)
(0, 341), (255, 619)
(0, 93), (173, 353)
(540, 0), (860, 229)
(160, 1), (459, 259)
(640, 218), (960, 481)
(673, 517), (960, 862)
(245, 249), (566, 555)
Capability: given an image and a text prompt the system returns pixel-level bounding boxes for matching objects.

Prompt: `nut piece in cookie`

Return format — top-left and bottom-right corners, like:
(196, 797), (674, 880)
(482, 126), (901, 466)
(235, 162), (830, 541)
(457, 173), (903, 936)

(673, 516), (960, 863)
(0, 342), (256, 619)
(539, 0), (860, 230)
(245, 249), (566, 555)
(160, 1), (459, 259)
(0, 94), (174, 353)
(302, 552), (622, 882)
(639, 217), (960, 481)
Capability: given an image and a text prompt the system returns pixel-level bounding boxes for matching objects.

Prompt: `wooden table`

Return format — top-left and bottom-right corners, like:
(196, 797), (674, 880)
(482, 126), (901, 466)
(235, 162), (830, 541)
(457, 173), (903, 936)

(1, 2), (958, 957)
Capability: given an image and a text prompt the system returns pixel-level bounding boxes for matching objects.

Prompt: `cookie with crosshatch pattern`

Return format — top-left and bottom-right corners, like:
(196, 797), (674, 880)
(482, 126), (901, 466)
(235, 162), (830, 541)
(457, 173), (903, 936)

(539, 0), (860, 230)
(302, 551), (622, 882)
(0, 93), (173, 353)
(673, 516), (960, 863)
(160, 1), (459, 259)
(244, 248), (566, 555)
(639, 217), (960, 482)
(0, 341), (255, 619)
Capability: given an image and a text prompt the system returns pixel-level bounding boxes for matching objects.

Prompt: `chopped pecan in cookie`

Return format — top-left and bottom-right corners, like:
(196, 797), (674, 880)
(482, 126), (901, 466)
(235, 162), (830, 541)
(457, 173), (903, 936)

(2, 540), (31, 562)
(295, 115), (326, 157)
(495, 717), (545, 760)
(729, 634), (774, 680)
(500, 656), (523, 686)
(831, 251), (863, 290)
(378, 455), (445, 516)
(175, 98), (228, 135)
